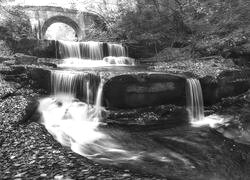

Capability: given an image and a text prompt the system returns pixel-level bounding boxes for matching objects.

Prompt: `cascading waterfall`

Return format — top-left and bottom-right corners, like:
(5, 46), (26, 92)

(50, 70), (101, 103)
(58, 40), (81, 59)
(38, 39), (137, 163)
(81, 41), (104, 60)
(57, 40), (135, 67)
(51, 70), (78, 95)
(186, 78), (204, 122)
(108, 43), (127, 57)
(39, 69), (106, 155)
(59, 40), (104, 60)
(58, 40), (127, 60)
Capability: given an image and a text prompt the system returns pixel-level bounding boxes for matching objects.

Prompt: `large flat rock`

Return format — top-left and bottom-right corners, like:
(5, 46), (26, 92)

(103, 73), (186, 109)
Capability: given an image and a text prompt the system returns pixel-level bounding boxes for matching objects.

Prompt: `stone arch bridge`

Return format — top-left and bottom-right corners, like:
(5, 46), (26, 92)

(18, 5), (105, 40)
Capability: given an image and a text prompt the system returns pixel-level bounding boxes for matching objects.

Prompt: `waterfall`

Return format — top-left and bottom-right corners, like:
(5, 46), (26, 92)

(58, 40), (81, 59)
(108, 43), (127, 57)
(80, 41), (104, 60)
(58, 40), (127, 60)
(186, 78), (204, 122)
(51, 70), (78, 95)
(51, 70), (102, 103)
(59, 40), (103, 60)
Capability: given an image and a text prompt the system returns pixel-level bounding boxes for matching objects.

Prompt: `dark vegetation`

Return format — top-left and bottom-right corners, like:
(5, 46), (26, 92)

(85, 0), (250, 60)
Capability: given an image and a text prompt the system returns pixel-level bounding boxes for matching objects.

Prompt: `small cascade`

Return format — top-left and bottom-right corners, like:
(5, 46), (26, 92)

(39, 70), (106, 153)
(80, 41), (104, 60)
(103, 56), (135, 66)
(186, 78), (204, 122)
(58, 40), (127, 60)
(59, 40), (103, 60)
(58, 40), (81, 59)
(50, 70), (101, 103)
(108, 43), (127, 57)
(51, 70), (78, 95)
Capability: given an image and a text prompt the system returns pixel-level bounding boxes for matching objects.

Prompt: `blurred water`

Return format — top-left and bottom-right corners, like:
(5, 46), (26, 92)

(38, 94), (250, 180)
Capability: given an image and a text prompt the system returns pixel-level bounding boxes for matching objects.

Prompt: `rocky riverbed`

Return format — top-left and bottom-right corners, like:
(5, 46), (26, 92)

(1, 54), (250, 179)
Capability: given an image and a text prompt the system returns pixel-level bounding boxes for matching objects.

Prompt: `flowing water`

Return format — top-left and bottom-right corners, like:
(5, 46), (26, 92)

(186, 78), (204, 122)
(57, 40), (134, 67)
(39, 72), (249, 179)
(186, 78), (227, 128)
(39, 93), (249, 179)
(59, 40), (104, 60)
(108, 43), (127, 57)
(38, 41), (250, 179)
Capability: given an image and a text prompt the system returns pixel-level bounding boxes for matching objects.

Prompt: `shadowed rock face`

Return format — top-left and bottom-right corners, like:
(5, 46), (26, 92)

(28, 67), (52, 93)
(200, 70), (250, 105)
(103, 73), (186, 109)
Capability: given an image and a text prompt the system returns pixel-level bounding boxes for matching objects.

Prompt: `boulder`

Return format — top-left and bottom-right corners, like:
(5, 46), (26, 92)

(103, 73), (186, 109)
(200, 70), (250, 105)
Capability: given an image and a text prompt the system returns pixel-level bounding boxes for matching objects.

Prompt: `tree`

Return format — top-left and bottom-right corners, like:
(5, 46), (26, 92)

(0, 2), (32, 40)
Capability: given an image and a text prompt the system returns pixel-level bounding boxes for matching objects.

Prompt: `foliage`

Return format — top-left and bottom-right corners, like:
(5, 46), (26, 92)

(0, 4), (32, 40)
(83, 0), (250, 53)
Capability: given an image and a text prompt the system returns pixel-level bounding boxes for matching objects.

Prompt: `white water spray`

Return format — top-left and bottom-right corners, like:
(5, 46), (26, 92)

(186, 78), (228, 128)
(39, 76), (106, 151)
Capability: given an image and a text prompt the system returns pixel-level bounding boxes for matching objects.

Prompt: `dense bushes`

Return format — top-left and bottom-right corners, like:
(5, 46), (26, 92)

(0, 3), (33, 56)
(0, 5), (32, 40)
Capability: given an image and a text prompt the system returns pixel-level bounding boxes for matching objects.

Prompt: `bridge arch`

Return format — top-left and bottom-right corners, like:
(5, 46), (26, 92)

(41, 15), (81, 40)
(17, 5), (107, 40)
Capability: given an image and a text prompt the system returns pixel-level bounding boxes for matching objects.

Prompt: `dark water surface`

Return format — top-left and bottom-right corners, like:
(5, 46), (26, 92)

(74, 122), (250, 180)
